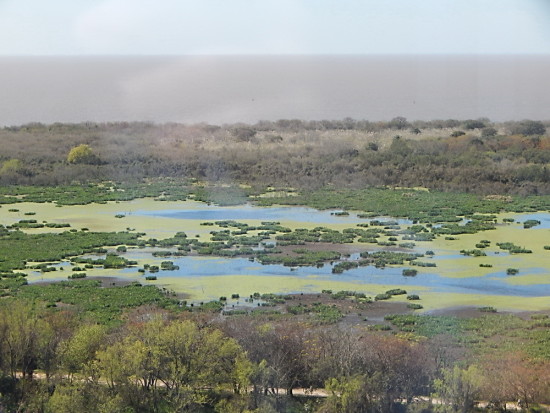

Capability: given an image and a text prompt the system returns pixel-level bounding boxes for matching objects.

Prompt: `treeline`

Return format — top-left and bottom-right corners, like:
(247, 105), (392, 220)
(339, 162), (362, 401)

(1, 296), (550, 412)
(0, 118), (548, 194)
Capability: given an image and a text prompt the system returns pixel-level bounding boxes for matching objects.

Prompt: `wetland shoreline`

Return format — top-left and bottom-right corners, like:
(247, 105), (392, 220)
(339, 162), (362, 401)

(1, 189), (547, 312)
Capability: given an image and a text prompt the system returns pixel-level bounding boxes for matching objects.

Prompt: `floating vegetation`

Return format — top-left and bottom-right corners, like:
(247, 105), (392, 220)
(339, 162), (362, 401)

(160, 261), (179, 271)
(496, 242), (532, 254)
(407, 303), (423, 310)
(478, 306), (497, 313)
(330, 211), (349, 216)
(475, 239), (491, 248)
(399, 242), (416, 249)
(411, 261), (436, 267)
(360, 251), (421, 267)
(386, 288), (407, 296)
(432, 221), (496, 235)
(330, 290), (371, 301)
(68, 272), (86, 279)
(257, 250), (340, 267)
(375, 293), (391, 301)
(460, 249), (487, 257)
(370, 220), (399, 226)
(357, 212), (378, 219)
(402, 269), (418, 276)
(523, 219), (541, 229)
(402, 233), (435, 241)
(152, 250), (173, 257)
(332, 261), (359, 274)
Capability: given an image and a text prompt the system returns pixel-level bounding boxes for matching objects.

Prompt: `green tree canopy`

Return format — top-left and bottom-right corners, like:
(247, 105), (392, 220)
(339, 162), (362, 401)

(510, 120), (546, 136)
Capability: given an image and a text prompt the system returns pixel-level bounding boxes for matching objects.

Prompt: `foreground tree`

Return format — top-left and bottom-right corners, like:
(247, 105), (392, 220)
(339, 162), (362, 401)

(95, 318), (252, 412)
(480, 352), (550, 409)
(433, 365), (482, 413)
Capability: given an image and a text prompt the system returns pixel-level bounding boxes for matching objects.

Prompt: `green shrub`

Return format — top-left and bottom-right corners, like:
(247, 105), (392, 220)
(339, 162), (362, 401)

(375, 293), (391, 301)
(460, 249), (487, 257)
(152, 250), (173, 257)
(412, 261), (436, 267)
(407, 303), (423, 310)
(331, 211), (349, 216)
(523, 219), (541, 229)
(496, 242), (532, 254)
(160, 261), (179, 271)
(399, 242), (416, 248)
(332, 261), (359, 274)
(386, 289), (407, 296)
(402, 269), (418, 276)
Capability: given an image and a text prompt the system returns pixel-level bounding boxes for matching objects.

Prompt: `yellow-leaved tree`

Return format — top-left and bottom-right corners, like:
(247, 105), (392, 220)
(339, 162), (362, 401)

(67, 144), (97, 164)
(0, 158), (24, 175)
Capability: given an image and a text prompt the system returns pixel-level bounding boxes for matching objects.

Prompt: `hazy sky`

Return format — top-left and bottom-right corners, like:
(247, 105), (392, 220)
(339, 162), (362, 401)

(1, 0), (549, 55)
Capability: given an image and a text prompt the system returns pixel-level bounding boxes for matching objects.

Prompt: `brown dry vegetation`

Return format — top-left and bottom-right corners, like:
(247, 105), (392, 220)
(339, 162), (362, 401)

(0, 118), (548, 194)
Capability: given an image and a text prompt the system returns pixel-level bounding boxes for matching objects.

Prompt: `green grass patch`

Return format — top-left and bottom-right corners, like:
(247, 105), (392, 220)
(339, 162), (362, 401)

(0, 229), (142, 272)
(14, 279), (181, 324)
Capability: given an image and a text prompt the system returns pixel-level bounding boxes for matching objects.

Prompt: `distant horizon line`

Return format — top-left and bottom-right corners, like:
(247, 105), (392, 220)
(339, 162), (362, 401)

(3, 118), (549, 128)
(2, 53), (550, 58)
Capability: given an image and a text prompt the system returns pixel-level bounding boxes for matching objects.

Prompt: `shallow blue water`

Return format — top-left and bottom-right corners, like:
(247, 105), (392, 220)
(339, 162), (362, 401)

(113, 253), (550, 298)
(29, 206), (550, 300)
(134, 204), (412, 225)
(512, 213), (550, 229)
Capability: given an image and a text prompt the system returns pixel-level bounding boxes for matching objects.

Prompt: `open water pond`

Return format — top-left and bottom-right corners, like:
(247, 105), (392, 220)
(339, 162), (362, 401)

(134, 203), (413, 226)
(512, 212), (550, 229)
